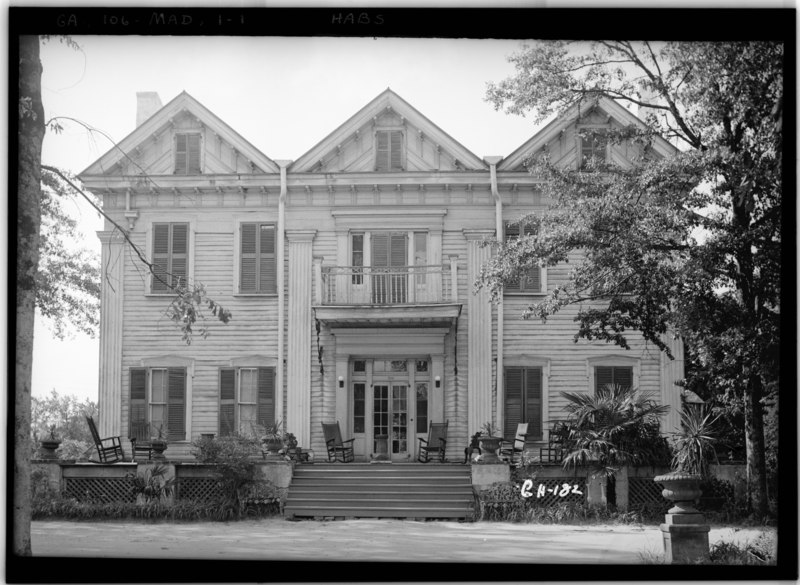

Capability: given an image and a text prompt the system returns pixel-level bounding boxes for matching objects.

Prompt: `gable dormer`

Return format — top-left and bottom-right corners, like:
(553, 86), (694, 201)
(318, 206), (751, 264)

(498, 96), (678, 172)
(291, 88), (486, 174)
(80, 91), (279, 179)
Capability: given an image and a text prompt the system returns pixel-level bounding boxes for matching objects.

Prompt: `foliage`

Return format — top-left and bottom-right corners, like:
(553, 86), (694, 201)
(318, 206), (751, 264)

(126, 464), (175, 502)
(670, 406), (720, 477)
(706, 533), (776, 565)
(258, 419), (286, 443)
(55, 439), (90, 461)
(479, 41), (782, 517)
(560, 384), (672, 478)
(164, 282), (232, 345)
(31, 389), (97, 457)
(37, 167), (100, 339)
(479, 422), (501, 438)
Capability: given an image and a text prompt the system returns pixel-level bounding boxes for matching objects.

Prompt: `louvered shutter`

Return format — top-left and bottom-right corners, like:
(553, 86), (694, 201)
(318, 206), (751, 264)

(219, 368), (236, 437)
(390, 131), (403, 170)
(259, 225), (276, 293)
(175, 134), (187, 175)
(171, 224), (188, 288)
(152, 224), (171, 292)
(130, 368), (148, 439)
(595, 366), (614, 393)
(256, 368), (275, 428)
(187, 134), (201, 174)
(166, 368), (186, 440)
(372, 233), (389, 266)
(240, 223), (257, 292)
(525, 368), (543, 440)
(389, 233), (407, 303)
(371, 233), (389, 303)
(376, 131), (389, 171)
(504, 367), (524, 438)
(613, 366), (633, 390)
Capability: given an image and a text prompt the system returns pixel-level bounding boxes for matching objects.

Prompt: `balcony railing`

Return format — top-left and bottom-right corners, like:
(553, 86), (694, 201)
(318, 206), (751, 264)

(317, 264), (457, 305)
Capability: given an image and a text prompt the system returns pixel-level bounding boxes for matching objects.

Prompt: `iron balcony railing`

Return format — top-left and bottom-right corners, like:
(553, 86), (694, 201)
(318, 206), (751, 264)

(319, 264), (455, 305)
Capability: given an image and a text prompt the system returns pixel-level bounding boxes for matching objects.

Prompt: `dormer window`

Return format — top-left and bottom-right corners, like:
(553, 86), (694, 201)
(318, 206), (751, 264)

(579, 129), (607, 170)
(175, 133), (201, 175)
(375, 130), (404, 171)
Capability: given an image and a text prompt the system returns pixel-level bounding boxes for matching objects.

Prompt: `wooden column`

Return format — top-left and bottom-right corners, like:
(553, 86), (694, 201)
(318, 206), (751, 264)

(286, 230), (316, 447)
(97, 230), (125, 438)
(464, 230), (494, 435)
(661, 332), (685, 436)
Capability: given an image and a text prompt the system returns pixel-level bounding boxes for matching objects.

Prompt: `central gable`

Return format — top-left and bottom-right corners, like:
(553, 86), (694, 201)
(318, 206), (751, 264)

(291, 88), (486, 174)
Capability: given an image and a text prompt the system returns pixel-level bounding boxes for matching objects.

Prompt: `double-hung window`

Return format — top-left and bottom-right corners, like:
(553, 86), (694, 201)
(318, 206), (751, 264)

(175, 133), (202, 175)
(240, 223), (276, 294)
(504, 222), (543, 294)
(595, 365), (633, 392)
(504, 367), (543, 441)
(375, 130), (404, 171)
(218, 367), (276, 436)
(579, 129), (608, 170)
(151, 223), (189, 293)
(129, 367), (187, 441)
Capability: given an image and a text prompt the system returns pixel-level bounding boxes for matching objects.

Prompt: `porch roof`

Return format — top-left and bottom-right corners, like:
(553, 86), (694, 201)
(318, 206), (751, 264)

(312, 303), (462, 329)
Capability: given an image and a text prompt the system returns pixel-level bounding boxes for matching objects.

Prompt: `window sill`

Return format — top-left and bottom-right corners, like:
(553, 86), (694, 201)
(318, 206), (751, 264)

(503, 291), (547, 297)
(233, 293), (279, 298)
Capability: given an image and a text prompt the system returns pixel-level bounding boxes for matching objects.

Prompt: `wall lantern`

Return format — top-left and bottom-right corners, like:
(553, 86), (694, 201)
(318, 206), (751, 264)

(434, 375), (441, 388)
(338, 376), (344, 388)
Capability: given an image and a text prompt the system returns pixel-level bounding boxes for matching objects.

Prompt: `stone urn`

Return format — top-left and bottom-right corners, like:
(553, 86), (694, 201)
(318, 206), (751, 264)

(150, 439), (168, 461)
(654, 471), (703, 514)
(38, 437), (62, 460)
(477, 436), (502, 464)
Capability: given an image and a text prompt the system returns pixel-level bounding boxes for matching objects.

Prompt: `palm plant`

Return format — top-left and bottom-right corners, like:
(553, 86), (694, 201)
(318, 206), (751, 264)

(670, 405), (720, 478)
(560, 383), (672, 508)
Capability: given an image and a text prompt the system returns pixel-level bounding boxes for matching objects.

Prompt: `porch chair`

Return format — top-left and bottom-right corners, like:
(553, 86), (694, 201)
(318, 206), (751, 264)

(85, 415), (125, 463)
(418, 420), (448, 463)
(321, 422), (355, 463)
(539, 421), (571, 464)
(129, 421), (153, 461)
(500, 423), (530, 466)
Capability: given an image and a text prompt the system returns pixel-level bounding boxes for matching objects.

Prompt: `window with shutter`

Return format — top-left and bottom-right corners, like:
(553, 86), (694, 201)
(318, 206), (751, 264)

(218, 367), (276, 436)
(175, 133), (201, 175)
(371, 232), (408, 303)
(375, 130), (404, 171)
(129, 366), (187, 441)
(595, 366), (634, 392)
(504, 367), (543, 441)
(151, 223), (189, 293)
(580, 130), (607, 170)
(504, 223), (543, 294)
(240, 223), (276, 293)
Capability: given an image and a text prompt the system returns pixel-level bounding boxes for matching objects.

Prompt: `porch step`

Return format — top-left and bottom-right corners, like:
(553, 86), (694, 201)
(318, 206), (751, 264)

(284, 463), (475, 520)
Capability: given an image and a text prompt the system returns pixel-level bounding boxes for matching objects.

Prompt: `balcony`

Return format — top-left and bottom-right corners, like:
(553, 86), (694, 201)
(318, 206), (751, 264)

(313, 263), (462, 328)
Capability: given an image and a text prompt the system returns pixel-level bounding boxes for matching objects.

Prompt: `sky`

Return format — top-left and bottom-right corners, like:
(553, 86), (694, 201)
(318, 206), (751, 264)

(33, 35), (545, 403)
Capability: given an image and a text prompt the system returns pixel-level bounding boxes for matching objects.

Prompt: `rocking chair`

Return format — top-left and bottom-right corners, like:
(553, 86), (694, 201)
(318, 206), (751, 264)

(322, 422), (355, 463)
(417, 420), (448, 463)
(86, 415), (124, 463)
(500, 423), (530, 466)
(129, 421), (153, 461)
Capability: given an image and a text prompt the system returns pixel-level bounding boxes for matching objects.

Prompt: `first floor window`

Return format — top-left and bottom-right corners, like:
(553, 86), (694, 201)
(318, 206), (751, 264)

(504, 367), (543, 441)
(595, 366), (633, 392)
(219, 367), (275, 436)
(129, 367), (187, 441)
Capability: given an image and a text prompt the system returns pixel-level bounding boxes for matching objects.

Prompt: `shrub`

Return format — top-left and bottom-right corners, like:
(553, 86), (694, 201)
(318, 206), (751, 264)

(706, 533), (776, 565)
(126, 463), (175, 502)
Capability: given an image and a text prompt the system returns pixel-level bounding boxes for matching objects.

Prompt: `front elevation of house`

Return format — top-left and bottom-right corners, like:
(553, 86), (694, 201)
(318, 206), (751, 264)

(79, 89), (684, 461)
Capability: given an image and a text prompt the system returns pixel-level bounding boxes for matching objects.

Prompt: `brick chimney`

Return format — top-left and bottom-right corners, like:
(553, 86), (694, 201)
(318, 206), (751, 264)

(136, 92), (162, 127)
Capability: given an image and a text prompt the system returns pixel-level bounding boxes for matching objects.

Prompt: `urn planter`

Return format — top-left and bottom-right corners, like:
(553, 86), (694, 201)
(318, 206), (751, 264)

(477, 436), (502, 464)
(654, 471), (703, 514)
(150, 440), (168, 460)
(38, 439), (62, 460)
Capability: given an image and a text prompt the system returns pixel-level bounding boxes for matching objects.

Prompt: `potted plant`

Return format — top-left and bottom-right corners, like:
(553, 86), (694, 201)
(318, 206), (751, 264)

(283, 432), (298, 451)
(150, 424), (168, 460)
(477, 422), (503, 463)
(260, 420), (285, 455)
(655, 406), (720, 514)
(39, 424), (62, 460)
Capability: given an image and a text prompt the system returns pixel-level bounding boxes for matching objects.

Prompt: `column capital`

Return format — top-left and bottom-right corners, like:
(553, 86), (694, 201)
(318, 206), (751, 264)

(286, 229), (317, 243)
(462, 229), (495, 242)
(96, 230), (127, 245)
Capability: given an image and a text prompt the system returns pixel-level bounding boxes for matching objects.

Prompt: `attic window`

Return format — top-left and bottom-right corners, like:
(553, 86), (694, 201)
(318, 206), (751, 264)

(175, 133), (201, 175)
(375, 130), (404, 172)
(579, 129), (607, 170)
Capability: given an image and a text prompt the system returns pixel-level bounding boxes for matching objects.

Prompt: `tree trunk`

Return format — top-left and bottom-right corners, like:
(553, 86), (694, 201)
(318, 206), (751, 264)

(744, 373), (769, 517)
(15, 34), (45, 557)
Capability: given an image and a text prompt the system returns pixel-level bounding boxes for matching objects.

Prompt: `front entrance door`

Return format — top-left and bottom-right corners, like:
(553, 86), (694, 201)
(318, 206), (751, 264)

(373, 384), (409, 461)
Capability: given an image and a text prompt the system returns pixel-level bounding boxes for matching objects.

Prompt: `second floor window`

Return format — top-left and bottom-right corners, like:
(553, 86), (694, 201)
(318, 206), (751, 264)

(175, 133), (201, 175)
(152, 222), (189, 293)
(375, 130), (404, 171)
(240, 223), (276, 293)
(504, 223), (543, 294)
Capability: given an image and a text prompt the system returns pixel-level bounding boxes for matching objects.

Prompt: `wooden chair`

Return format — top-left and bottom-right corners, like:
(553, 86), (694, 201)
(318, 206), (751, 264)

(321, 422), (355, 463)
(85, 415), (124, 463)
(418, 420), (448, 463)
(500, 423), (530, 466)
(129, 421), (153, 461)
(539, 421), (570, 464)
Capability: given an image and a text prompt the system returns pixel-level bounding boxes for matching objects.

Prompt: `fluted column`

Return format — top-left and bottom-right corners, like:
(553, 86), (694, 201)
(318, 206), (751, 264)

(464, 230), (494, 434)
(661, 332), (685, 436)
(97, 230), (125, 437)
(286, 230), (316, 447)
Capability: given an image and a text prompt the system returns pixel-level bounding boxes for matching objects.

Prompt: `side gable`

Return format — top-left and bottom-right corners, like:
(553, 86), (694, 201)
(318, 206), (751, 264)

(291, 88), (487, 173)
(80, 91), (280, 178)
(497, 96), (678, 172)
